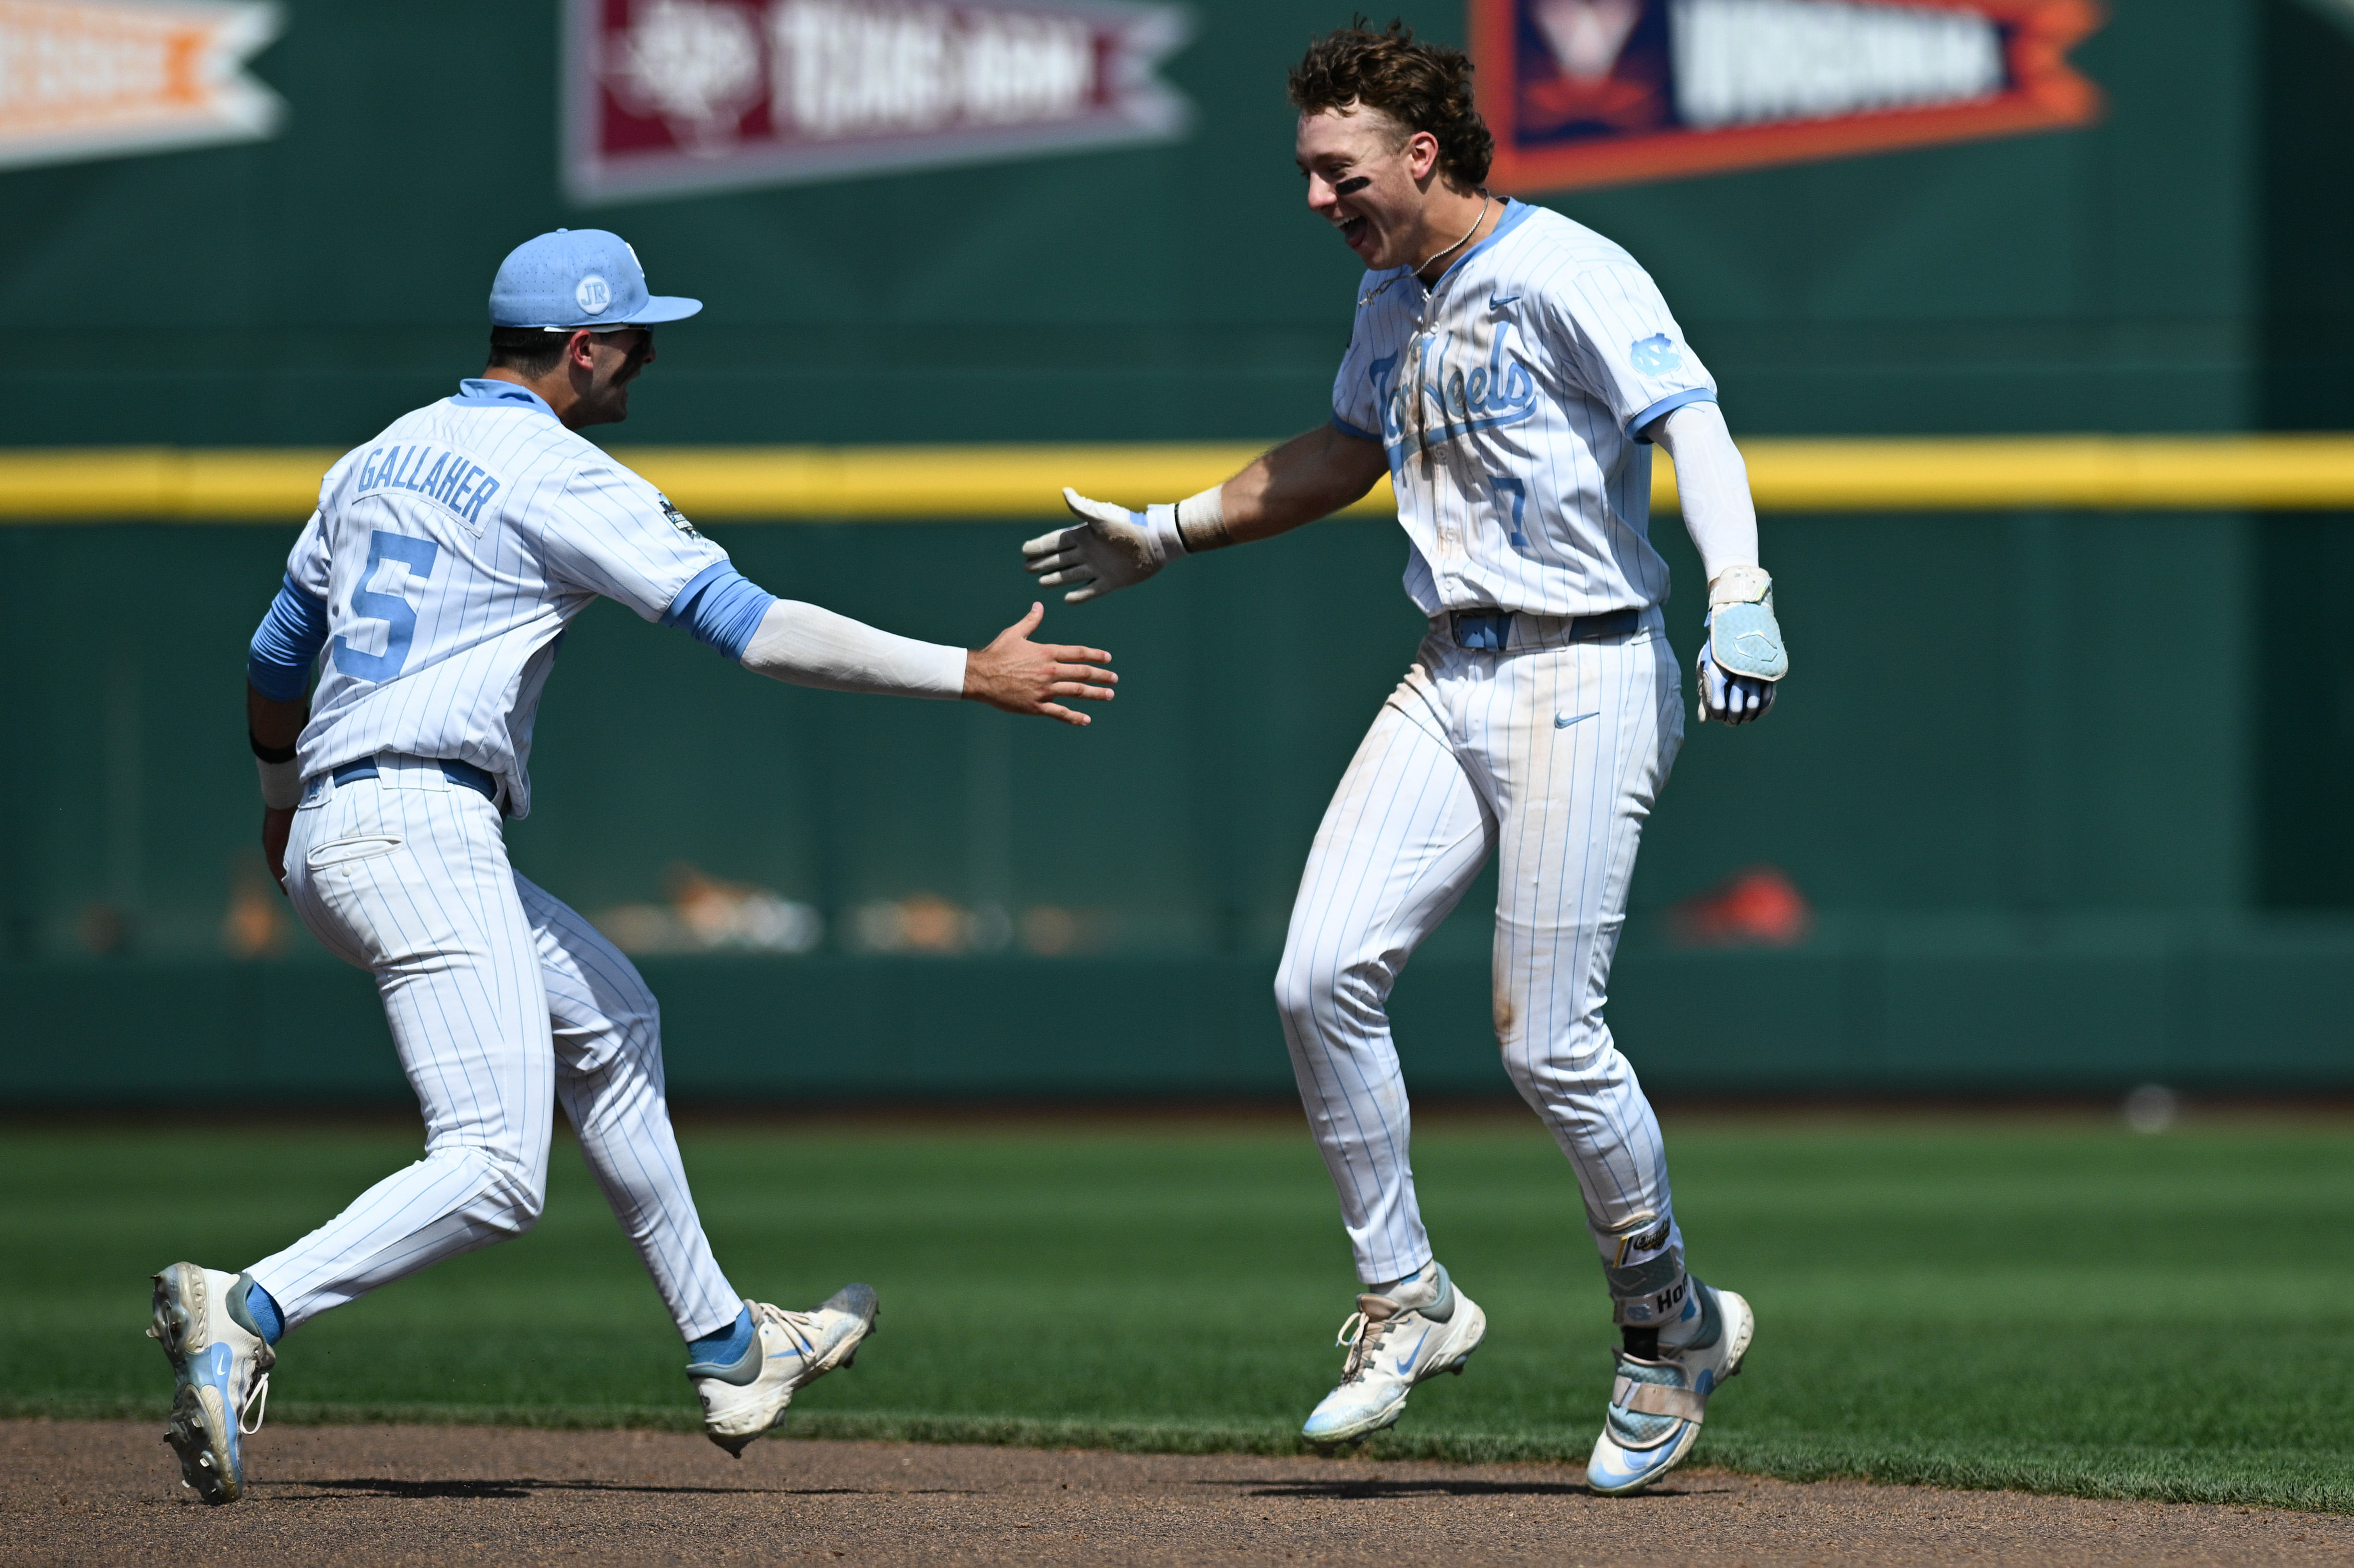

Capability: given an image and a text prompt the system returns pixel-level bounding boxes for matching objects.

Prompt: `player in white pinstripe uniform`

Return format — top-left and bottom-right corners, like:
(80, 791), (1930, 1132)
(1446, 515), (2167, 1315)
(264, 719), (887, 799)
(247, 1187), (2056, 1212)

(149, 228), (1117, 1504)
(1023, 26), (1784, 1493)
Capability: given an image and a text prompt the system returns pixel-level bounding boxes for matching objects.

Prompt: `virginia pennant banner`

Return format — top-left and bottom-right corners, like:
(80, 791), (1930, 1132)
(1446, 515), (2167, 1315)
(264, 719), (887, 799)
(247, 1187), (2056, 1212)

(1472, 0), (2103, 193)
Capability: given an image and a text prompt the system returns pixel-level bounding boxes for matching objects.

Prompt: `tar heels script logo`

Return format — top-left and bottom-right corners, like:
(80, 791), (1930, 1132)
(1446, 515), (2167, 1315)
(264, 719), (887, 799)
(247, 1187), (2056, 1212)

(1470, 0), (2103, 194)
(1373, 320), (1542, 454)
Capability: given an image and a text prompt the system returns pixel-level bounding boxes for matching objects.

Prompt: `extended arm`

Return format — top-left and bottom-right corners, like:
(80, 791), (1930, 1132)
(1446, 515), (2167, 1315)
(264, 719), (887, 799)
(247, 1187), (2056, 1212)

(1024, 424), (1389, 603)
(664, 567), (1116, 726)
(1653, 402), (1787, 726)
(742, 598), (1115, 726)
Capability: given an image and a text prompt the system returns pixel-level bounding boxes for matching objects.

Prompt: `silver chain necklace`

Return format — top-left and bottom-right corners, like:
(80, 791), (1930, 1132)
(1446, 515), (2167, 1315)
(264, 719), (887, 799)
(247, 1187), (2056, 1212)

(1358, 195), (1493, 309)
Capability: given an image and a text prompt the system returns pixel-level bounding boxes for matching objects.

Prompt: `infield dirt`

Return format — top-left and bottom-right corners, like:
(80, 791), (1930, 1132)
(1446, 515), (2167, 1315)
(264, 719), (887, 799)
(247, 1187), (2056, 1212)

(5, 1419), (2344, 1567)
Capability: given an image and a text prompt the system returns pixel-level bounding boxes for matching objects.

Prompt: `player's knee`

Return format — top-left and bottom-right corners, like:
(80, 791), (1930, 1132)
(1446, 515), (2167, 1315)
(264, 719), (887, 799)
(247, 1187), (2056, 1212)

(1492, 985), (1524, 1053)
(1273, 948), (1351, 1029)
(1500, 1014), (1620, 1098)
(486, 1186), (545, 1239)
(1273, 951), (1321, 1031)
(472, 1153), (547, 1238)
(1275, 946), (1391, 1042)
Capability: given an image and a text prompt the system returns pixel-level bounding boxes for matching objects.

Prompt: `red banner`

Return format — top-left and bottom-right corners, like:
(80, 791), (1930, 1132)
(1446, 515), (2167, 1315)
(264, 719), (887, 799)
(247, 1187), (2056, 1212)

(1472, 0), (2102, 194)
(564, 0), (1189, 203)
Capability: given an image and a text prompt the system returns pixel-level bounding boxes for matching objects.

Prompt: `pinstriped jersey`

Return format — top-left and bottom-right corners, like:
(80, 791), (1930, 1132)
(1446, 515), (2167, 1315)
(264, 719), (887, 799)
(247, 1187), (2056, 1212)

(285, 382), (728, 818)
(1331, 201), (1718, 619)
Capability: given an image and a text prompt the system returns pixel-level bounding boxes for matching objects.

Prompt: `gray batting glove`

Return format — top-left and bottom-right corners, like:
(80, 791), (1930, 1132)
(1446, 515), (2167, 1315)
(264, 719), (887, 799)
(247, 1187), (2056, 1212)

(1022, 488), (1187, 604)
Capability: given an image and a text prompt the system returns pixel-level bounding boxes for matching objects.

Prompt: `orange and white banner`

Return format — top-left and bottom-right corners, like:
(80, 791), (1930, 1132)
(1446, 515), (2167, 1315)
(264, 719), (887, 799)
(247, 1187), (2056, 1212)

(0, 0), (284, 172)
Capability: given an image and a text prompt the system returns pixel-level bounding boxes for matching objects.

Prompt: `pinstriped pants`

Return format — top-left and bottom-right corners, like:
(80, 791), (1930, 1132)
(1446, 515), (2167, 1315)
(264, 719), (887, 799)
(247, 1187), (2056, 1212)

(250, 761), (741, 1341)
(1275, 619), (1685, 1288)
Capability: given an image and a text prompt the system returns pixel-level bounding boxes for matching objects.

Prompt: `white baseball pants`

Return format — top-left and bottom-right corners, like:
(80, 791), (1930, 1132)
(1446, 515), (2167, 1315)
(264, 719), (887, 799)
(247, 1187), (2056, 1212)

(249, 758), (742, 1341)
(1275, 618), (1686, 1293)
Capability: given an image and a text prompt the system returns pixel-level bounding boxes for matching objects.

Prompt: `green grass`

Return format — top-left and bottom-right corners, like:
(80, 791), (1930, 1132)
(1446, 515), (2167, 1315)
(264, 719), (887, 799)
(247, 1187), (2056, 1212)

(8, 1113), (2353, 1512)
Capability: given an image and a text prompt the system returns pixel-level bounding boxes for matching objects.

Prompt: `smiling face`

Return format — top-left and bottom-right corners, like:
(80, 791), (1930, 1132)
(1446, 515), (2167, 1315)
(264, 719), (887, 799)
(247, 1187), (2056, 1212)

(1296, 104), (1441, 272)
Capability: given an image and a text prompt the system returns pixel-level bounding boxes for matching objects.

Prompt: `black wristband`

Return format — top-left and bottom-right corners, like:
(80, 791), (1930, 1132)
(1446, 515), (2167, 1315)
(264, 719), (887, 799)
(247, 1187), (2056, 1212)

(250, 734), (298, 765)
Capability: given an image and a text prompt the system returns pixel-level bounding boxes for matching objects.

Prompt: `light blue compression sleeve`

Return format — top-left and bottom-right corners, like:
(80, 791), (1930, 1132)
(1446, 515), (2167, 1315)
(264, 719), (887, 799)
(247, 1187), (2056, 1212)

(661, 563), (777, 661)
(247, 575), (330, 700)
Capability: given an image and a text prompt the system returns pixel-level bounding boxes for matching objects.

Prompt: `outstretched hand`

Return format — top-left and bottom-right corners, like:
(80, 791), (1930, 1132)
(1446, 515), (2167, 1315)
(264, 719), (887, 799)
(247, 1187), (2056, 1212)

(1021, 489), (1170, 604)
(963, 603), (1117, 726)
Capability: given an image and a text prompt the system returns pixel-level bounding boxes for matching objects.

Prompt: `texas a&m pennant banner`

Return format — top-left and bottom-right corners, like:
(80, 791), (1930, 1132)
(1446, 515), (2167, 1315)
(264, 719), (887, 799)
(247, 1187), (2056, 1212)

(1472, 0), (2103, 193)
(566, 0), (1191, 203)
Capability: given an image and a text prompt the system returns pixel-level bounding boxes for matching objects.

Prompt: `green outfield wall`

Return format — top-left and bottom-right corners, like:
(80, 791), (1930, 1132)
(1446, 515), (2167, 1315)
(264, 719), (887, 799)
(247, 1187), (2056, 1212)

(4, 0), (2353, 1100)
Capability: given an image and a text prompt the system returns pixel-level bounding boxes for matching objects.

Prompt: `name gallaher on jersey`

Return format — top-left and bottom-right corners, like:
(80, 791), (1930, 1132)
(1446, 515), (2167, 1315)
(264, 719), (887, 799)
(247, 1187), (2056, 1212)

(350, 443), (504, 536)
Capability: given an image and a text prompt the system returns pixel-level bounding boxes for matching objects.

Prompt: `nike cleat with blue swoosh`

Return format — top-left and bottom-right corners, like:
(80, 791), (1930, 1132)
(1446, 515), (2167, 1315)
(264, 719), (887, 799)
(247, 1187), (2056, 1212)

(148, 1263), (275, 1505)
(690, 1285), (878, 1456)
(1301, 1265), (1487, 1448)
(1585, 1280), (1753, 1496)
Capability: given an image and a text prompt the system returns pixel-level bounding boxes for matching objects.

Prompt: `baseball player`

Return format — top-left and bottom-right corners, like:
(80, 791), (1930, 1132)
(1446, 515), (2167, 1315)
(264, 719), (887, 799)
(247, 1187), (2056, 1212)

(1022, 25), (1784, 1494)
(150, 228), (1118, 1504)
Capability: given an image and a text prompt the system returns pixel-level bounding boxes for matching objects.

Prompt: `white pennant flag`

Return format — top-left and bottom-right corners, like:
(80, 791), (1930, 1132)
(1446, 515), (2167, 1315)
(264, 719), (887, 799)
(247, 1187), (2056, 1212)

(0, 0), (286, 173)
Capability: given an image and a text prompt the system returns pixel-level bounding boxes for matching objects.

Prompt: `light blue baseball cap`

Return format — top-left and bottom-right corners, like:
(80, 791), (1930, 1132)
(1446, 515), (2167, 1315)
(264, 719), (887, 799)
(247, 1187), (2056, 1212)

(488, 228), (702, 329)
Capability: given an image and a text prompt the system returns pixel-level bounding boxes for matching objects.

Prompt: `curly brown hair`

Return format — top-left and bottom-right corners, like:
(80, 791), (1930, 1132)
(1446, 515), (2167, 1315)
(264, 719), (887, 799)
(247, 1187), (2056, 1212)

(1287, 19), (1494, 191)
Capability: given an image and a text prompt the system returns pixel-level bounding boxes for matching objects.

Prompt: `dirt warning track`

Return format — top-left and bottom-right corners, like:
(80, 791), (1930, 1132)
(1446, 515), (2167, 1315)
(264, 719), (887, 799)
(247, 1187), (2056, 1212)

(4, 1419), (2343, 1567)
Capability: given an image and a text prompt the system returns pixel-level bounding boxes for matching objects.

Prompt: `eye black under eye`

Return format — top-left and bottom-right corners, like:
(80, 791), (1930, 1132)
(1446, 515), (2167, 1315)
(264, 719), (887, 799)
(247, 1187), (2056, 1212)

(1335, 175), (1371, 195)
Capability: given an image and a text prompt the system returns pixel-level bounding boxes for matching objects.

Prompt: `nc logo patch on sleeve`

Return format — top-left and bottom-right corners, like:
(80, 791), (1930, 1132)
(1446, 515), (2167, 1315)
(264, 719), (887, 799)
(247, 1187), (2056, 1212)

(658, 494), (699, 538)
(1630, 334), (1683, 374)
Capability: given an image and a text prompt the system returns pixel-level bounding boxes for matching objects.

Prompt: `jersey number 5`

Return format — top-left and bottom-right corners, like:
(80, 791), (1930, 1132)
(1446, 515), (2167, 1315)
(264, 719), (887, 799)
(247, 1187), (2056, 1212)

(334, 531), (440, 683)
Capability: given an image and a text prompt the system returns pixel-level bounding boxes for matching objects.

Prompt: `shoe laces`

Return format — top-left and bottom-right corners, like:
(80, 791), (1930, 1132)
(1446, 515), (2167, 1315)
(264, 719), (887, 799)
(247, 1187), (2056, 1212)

(239, 1372), (270, 1436)
(1333, 1309), (1397, 1385)
(749, 1301), (819, 1364)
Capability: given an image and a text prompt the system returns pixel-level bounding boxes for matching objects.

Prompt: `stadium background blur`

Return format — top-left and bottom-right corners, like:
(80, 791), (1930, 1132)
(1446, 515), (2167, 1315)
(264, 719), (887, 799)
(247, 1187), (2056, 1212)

(6, 0), (2354, 1107)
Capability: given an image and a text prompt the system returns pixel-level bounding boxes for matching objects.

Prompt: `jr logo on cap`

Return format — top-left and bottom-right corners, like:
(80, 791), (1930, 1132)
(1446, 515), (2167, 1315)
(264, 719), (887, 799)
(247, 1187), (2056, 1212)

(576, 274), (612, 315)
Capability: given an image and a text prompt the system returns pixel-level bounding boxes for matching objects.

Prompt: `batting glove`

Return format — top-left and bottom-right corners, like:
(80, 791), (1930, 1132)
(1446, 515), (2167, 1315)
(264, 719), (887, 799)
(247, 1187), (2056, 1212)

(1696, 645), (1776, 725)
(1022, 489), (1187, 604)
(1696, 565), (1787, 727)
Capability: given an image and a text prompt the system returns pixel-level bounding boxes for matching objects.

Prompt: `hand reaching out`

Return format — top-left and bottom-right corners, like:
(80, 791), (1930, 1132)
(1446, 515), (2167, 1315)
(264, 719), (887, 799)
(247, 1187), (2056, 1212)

(964, 603), (1117, 726)
(1021, 489), (1181, 604)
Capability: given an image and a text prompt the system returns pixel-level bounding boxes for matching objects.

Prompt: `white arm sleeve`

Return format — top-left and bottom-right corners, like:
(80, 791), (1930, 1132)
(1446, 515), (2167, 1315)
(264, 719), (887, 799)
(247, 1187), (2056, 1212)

(740, 599), (968, 699)
(1655, 401), (1758, 586)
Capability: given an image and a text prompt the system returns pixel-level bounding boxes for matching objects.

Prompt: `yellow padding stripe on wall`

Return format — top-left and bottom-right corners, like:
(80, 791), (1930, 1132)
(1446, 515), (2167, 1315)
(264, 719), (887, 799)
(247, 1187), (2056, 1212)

(6, 436), (2354, 522)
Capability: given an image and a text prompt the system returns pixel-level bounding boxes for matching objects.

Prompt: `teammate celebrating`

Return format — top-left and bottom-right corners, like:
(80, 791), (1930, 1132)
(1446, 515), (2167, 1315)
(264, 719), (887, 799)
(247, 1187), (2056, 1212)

(151, 228), (1117, 1504)
(1022, 26), (1783, 1494)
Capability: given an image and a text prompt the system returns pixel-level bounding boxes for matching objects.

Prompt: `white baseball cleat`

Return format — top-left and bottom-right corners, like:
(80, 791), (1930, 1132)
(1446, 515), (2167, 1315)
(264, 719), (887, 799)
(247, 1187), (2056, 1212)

(1585, 1279), (1754, 1496)
(690, 1285), (878, 1457)
(1300, 1265), (1487, 1447)
(147, 1263), (275, 1505)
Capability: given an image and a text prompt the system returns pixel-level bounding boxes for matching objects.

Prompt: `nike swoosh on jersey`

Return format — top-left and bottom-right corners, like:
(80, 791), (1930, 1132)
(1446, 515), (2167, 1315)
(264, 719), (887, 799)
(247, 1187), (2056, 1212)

(1489, 293), (1520, 310)
(1555, 712), (1596, 729)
